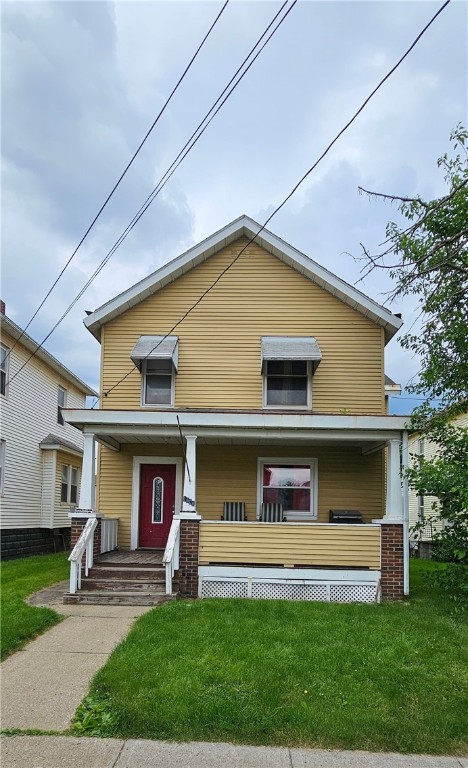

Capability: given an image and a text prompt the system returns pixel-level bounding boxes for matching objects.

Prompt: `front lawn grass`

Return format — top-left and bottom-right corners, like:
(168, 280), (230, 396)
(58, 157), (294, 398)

(1, 552), (69, 660)
(90, 560), (468, 754)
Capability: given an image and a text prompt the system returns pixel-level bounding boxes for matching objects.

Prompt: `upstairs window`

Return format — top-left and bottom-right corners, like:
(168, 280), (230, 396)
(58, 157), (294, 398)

(143, 359), (173, 406)
(261, 336), (321, 410)
(130, 335), (178, 408)
(265, 361), (309, 407)
(1, 344), (9, 396)
(57, 386), (67, 425)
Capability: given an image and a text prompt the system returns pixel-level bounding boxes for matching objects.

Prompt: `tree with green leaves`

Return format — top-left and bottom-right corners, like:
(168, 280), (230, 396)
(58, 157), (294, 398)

(359, 124), (468, 601)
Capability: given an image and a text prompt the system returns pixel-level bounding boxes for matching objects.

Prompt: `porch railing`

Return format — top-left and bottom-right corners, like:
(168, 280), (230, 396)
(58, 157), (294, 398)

(199, 521), (381, 570)
(163, 518), (181, 595)
(68, 516), (98, 594)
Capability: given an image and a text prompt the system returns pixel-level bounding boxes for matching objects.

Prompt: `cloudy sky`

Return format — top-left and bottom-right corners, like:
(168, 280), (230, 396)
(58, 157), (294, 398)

(2, 0), (466, 413)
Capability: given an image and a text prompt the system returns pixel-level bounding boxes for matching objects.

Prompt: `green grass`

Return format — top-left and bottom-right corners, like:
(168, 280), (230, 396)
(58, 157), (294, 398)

(1, 552), (69, 660)
(90, 560), (468, 754)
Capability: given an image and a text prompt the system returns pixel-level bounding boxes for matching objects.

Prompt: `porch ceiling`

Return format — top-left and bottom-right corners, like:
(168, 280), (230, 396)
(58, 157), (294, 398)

(96, 432), (379, 450)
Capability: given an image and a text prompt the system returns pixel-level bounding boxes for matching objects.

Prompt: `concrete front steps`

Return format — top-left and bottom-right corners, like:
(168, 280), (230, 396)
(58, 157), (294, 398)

(63, 558), (177, 606)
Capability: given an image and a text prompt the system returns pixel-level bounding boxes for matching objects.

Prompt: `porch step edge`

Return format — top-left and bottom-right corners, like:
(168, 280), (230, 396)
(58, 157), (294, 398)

(63, 591), (176, 606)
(81, 579), (167, 592)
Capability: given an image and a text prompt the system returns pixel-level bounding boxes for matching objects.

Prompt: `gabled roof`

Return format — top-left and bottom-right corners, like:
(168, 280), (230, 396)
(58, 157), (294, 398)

(84, 215), (403, 344)
(1, 314), (97, 397)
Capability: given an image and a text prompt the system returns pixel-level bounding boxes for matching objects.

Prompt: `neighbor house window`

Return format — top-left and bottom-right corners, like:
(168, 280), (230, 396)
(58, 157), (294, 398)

(417, 494), (425, 523)
(0, 345), (9, 396)
(264, 361), (310, 408)
(57, 386), (67, 425)
(416, 438), (425, 521)
(0, 440), (5, 494)
(259, 460), (317, 519)
(61, 464), (78, 505)
(143, 359), (173, 406)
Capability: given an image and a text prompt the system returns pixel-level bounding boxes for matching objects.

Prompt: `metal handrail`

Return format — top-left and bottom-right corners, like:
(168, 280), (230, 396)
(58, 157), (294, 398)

(163, 518), (181, 595)
(68, 516), (98, 594)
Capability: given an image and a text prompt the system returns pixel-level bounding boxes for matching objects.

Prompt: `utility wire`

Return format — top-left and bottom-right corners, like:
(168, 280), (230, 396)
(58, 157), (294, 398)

(6, 0), (296, 390)
(100, 0), (452, 403)
(4, 0), (230, 362)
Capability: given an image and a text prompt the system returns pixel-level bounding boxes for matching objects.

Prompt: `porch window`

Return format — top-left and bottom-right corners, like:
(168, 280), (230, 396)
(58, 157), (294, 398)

(259, 460), (317, 519)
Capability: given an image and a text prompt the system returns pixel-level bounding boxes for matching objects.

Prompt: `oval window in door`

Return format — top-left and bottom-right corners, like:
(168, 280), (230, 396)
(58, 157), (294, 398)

(152, 477), (163, 523)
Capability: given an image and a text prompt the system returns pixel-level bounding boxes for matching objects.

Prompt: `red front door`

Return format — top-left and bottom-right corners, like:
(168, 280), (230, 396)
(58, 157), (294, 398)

(138, 464), (176, 548)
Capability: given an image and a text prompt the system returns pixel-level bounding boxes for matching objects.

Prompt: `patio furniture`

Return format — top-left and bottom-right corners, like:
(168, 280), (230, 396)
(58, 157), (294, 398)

(259, 503), (286, 522)
(329, 510), (364, 524)
(221, 502), (246, 521)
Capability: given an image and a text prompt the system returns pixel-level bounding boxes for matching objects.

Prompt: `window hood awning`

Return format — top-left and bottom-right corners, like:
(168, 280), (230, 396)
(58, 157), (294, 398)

(261, 336), (322, 371)
(130, 336), (178, 371)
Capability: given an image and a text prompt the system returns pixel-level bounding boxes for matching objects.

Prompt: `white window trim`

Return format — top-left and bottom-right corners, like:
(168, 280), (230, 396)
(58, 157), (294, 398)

(256, 457), (318, 521)
(1, 344), (10, 398)
(0, 439), (5, 495)
(140, 360), (175, 409)
(262, 360), (312, 411)
(131, 456), (183, 550)
(60, 463), (79, 506)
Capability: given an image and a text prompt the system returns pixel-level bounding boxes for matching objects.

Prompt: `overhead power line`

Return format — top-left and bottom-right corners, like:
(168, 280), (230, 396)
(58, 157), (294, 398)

(4, 0), (230, 362)
(6, 0), (297, 389)
(99, 0), (452, 404)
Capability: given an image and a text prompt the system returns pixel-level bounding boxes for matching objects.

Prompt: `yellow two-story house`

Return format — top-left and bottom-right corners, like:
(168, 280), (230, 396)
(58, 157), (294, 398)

(64, 216), (409, 603)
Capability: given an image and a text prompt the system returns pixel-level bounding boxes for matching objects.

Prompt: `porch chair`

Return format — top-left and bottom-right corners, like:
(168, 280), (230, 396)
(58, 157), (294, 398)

(259, 503), (286, 522)
(221, 502), (246, 521)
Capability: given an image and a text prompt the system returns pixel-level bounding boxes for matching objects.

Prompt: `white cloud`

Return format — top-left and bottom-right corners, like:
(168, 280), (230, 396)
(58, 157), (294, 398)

(1, 0), (466, 403)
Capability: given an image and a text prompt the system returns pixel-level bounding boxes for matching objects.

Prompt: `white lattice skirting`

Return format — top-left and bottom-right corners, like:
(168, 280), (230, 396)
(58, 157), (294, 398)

(199, 567), (381, 603)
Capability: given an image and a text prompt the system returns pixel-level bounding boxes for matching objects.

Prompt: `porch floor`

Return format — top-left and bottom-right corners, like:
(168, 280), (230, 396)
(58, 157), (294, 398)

(97, 550), (164, 566)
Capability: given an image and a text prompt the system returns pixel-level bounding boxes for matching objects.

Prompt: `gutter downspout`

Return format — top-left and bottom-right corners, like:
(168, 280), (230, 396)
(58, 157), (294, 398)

(402, 431), (410, 596)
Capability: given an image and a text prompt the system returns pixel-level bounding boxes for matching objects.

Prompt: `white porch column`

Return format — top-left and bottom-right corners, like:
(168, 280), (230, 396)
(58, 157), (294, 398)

(78, 432), (96, 512)
(182, 434), (197, 514)
(384, 438), (403, 522)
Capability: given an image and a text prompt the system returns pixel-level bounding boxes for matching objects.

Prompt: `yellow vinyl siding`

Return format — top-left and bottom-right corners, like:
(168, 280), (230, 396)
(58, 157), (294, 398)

(101, 239), (385, 414)
(98, 443), (182, 550)
(98, 443), (383, 549)
(199, 522), (381, 569)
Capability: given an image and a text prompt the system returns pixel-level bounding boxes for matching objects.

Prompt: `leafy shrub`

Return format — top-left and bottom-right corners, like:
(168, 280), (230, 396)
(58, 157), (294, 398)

(72, 694), (117, 736)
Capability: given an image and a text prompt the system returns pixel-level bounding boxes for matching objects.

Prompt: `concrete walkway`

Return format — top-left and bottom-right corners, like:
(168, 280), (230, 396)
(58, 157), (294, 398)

(1, 584), (150, 731)
(1, 737), (467, 768)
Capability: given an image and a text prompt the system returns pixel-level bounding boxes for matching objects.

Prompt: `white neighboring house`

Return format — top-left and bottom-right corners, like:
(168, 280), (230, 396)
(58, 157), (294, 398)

(408, 409), (468, 553)
(0, 303), (97, 558)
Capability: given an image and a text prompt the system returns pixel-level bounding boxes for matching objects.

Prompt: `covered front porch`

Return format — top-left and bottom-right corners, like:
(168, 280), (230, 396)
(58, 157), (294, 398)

(63, 409), (409, 602)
